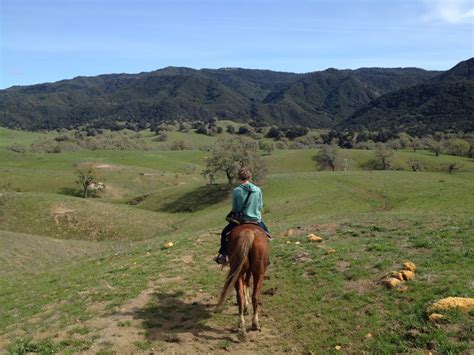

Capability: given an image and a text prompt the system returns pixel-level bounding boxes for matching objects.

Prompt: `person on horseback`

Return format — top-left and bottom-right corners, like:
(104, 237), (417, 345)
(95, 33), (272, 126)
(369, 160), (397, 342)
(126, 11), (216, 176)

(215, 167), (270, 265)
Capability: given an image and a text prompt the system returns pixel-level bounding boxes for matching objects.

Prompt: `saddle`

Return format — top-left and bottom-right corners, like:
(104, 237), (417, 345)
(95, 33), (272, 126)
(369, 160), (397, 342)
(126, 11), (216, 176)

(227, 221), (272, 240)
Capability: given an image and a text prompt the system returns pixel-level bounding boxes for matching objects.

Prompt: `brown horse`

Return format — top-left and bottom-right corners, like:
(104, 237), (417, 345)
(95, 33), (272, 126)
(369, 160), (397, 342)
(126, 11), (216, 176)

(215, 223), (270, 341)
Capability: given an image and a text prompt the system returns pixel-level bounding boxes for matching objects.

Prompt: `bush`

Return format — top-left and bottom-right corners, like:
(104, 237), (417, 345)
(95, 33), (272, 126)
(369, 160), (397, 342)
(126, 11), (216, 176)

(7, 144), (27, 153)
(266, 127), (282, 139)
(313, 144), (339, 171)
(285, 127), (308, 140)
(170, 140), (193, 150)
(237, 126), (251, 135)
(259, 141), (274, 155)
(407, 159), (423, 172)
(374, 143), (394, 170)
(196, 126), (208, 135)
(354, 140), (375, 150)
(154, 133), (168, 142)
(444, 138), (470, 157)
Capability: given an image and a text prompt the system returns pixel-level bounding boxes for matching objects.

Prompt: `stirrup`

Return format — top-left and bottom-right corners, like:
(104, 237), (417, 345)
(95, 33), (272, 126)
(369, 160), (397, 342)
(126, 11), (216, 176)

(214, 254), (227, 265)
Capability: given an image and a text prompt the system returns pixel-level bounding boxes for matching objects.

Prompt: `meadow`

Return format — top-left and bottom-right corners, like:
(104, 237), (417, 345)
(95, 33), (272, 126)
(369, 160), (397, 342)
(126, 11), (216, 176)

(0, 127), (473, 354)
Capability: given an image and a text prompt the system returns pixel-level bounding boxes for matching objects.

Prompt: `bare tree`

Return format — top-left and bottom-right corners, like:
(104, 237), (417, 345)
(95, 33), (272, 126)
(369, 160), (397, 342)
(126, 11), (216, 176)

(75, 165), (103, 198)
(313, 144), (339, 171)
(441, 162), (463, 174)
(374, 143), (394, 170)
(202, 137), (266, 185)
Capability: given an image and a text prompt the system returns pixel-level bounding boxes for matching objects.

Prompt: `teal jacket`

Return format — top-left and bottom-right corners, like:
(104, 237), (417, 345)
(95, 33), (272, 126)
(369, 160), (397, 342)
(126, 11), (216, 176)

(232, 182), (263, 222)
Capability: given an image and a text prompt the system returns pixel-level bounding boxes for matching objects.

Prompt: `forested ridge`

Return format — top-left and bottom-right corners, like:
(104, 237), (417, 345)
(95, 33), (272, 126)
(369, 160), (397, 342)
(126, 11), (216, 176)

(0, 58), (472, 133)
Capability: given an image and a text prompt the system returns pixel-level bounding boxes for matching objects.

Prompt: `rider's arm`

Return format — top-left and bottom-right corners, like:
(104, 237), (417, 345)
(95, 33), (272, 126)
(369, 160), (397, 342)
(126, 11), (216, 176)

(232, 187), (240, 212)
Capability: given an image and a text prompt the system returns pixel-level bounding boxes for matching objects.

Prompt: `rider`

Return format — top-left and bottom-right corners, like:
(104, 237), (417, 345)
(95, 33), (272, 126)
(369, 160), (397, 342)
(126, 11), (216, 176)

(215, 167), (270, 265)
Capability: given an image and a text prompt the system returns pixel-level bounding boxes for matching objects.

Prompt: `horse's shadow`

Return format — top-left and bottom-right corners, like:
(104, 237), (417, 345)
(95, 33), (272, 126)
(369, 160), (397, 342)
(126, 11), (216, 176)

(159, 184), (230, 213)
(134, 291), (238, 343)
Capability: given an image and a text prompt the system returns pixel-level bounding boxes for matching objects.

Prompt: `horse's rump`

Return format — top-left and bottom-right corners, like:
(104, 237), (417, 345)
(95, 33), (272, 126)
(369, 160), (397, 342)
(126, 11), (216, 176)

(216, 224), (269, 305)
(216, 227), (255, 310)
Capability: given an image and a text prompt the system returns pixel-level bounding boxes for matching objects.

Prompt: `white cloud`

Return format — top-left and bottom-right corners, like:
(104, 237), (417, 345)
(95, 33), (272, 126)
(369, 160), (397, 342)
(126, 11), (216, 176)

(422, 0), (474, 24)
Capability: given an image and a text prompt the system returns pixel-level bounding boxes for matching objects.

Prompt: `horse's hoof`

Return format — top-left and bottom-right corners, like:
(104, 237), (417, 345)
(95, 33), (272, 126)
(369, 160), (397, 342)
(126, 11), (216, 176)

(251, 324), (261, 331)
(215, 305), (224, 313)
(244, 309), (250, 316)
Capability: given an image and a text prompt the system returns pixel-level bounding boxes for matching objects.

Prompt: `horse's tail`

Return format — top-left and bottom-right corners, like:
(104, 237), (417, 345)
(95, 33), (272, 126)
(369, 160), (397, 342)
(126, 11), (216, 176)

(216, 229), (254, 312)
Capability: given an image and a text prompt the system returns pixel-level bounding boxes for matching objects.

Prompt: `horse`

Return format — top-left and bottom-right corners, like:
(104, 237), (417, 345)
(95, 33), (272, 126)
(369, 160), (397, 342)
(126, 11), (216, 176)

(215, 223), (270, 341)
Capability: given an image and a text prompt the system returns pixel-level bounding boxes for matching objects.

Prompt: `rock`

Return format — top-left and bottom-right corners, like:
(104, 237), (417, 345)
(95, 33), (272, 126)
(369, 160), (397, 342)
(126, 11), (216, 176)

(390, 271), (404, 281)
(325, 249), (336, 255)
(286, 229), (295, 236)
(428, 313), (446, 322)
(294, 252), (311, 263)
(365, 333), (373, 339)
(381, 277), (402, 289)
(427, 297), (474, 314)
(403, 261), (416, 272)
(163, 242), (174, 249)
(307, 234), (323, 242)
(285, 241), (291, 244)
(401, 270), (415, 281)
(295, 241), (301, 245)
(335, 345), (341, 350)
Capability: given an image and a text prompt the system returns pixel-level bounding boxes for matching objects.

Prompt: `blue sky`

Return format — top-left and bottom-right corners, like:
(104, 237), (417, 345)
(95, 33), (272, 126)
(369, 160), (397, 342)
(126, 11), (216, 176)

(1, 0), (473, 88)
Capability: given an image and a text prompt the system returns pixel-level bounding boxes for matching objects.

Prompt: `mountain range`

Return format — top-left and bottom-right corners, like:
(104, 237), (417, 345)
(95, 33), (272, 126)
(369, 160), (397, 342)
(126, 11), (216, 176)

(0, 58), (472, 133)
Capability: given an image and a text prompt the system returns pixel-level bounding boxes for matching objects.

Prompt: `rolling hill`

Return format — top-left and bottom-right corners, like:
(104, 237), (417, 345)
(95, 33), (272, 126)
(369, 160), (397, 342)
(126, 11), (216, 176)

(1, 142), (473, 353)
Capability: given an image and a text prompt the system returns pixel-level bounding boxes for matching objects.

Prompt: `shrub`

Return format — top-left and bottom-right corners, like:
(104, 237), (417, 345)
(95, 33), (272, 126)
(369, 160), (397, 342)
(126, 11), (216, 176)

(374, 143), (394, 170)
(237, 125), (251, 135)
(407, 159), (423, 172)
(313, 144), (339, 171)
(170, 140), (193, 150)
(154, 133), (168, 142)
(444, 138), (470, 157)
(259, 141), (274, 155)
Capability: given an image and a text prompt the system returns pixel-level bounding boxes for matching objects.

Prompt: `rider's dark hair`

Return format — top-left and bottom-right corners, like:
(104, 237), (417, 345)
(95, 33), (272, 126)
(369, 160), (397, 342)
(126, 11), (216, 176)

(238, 167), (252, 181)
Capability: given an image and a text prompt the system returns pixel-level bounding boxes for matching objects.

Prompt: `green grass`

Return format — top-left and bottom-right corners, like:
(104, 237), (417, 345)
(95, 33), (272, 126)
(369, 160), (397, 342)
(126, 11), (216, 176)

(0, 127), (58, 148)
(0, 140), (473, 353)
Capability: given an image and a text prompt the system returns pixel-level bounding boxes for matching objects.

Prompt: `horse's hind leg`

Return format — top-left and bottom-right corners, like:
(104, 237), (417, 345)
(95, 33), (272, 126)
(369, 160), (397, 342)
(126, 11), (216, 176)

(251, 268), (264, 331)
(235, 276), (247, 341)
(243, 272), (251, 315)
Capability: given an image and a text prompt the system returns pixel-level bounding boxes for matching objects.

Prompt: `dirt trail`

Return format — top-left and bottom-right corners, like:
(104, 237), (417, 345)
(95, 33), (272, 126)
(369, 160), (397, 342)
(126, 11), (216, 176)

(69, 243), (288, 353)
(0, 231), (292, 353)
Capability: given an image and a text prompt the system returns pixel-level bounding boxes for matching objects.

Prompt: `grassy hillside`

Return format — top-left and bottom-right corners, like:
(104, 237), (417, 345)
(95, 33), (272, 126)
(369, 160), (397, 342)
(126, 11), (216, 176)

(1, 134), (473, 353)
(0, 127), (58, 147)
